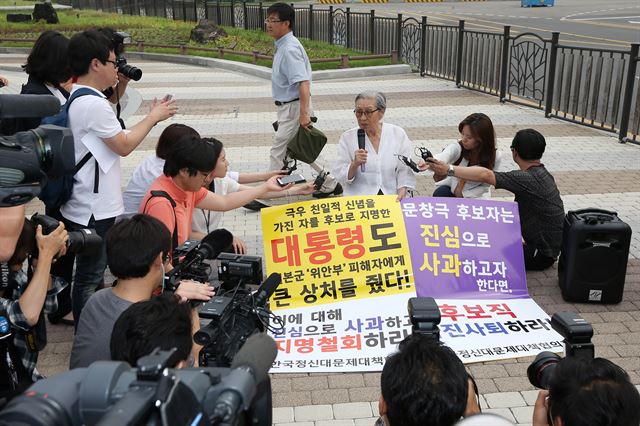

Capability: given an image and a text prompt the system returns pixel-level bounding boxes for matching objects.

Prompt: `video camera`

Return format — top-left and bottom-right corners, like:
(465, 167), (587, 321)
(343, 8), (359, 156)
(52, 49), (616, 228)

(163, 229), (234, 291)
(0, 95), (75, 207)
(0, 94), (74, 207)
(111, 31), (142, 81)
(527, 311), (594, 389)
(196, 269), (283, 368)
(0, 333), (278, 426)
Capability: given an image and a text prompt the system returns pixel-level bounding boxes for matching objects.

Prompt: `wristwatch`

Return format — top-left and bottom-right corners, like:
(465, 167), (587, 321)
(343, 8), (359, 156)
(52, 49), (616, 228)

(447, 164), (455, 177)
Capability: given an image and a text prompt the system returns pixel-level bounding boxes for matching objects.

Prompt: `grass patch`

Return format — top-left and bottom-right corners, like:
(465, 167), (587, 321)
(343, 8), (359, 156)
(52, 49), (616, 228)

(0, 9), (395, 70)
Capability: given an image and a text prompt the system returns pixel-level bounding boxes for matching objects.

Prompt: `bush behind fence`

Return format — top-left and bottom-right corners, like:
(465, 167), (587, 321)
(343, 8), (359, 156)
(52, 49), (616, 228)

(70, 0), (640, 142)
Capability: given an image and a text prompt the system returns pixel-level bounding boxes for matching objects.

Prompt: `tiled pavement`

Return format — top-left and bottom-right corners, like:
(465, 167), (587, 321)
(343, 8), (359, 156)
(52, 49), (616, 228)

(1, 54), (640, 425)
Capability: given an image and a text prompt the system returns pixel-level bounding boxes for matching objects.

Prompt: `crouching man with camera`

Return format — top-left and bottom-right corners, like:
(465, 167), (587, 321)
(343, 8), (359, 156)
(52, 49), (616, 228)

(532, 357), (640, 426)
(0, 206), (68, 401)
(69, 214), (213, 369)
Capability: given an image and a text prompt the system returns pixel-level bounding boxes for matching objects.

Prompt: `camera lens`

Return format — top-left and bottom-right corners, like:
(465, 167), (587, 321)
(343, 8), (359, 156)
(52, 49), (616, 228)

(527, 351), (561, 389)
(118, 64), (142, 81)
(67, 229), (102, 254)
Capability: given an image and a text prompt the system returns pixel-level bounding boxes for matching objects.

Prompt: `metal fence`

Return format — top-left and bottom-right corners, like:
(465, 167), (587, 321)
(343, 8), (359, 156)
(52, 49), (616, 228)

(72, 0), (640, 143)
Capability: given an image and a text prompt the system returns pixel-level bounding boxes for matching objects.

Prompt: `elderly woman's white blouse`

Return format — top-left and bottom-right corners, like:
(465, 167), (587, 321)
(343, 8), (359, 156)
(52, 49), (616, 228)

(332, 123), (416, 197)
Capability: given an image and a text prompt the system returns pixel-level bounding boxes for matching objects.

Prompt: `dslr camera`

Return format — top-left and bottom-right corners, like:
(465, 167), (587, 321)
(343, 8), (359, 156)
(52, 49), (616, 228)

(31, 213), (102, 256)
(111, 31), (142, 81)
(527, 311), (594, 389)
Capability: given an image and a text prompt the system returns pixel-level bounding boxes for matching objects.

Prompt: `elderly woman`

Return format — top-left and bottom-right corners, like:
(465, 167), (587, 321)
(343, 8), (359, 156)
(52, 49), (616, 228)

(332, 91), (416, 200)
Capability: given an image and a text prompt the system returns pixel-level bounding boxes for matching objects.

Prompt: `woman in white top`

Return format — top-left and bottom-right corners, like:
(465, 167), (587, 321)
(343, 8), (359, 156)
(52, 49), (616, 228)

(428, 113), (501, 199)
(332, 91), (416, 200)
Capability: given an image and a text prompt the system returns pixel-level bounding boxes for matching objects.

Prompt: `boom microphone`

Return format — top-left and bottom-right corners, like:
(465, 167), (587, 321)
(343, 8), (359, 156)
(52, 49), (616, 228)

(253, 272), (281, 307)
(357, 128), (366, 173)
(0, 94), (61, 119)
(211, 333), (278, 424)
(197, 228), (233, 260)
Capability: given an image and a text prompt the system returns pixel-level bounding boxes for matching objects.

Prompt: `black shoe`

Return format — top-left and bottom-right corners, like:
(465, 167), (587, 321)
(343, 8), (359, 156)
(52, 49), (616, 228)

(312, 183), (343, 199)
(243, 200), (270, 211)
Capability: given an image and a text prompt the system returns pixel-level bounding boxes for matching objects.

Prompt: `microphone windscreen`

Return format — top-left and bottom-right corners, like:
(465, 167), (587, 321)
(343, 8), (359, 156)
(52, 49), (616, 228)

(199, 229), (233, 259)
(231, 333), (277, 383)
(0, 94), (60, 119)
(253, 273), (281, 307)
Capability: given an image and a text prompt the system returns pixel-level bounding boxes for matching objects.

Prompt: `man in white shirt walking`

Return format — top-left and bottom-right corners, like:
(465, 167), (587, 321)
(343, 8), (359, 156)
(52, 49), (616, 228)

(266, 2), (342, 198)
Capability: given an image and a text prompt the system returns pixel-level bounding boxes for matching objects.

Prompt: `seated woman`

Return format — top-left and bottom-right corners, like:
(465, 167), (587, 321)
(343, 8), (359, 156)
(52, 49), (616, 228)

(123, 124), (283, 217)
(332, 91), (416, 200)
(191, 138), (314, 254)
(421, 113), (502, 198)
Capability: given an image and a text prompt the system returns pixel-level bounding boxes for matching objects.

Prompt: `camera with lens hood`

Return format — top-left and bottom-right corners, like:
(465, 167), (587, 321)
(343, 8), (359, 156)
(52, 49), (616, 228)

(31, 213), (102, 256)
(527, 311), (594, 389)
(111, 31), (142, 81)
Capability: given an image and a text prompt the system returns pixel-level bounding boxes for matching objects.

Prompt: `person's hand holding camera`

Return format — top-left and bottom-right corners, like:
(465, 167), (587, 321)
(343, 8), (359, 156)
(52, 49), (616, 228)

(36, 222), (68, 262)
(19, 222), (68, 326)
(532, 390), (551, 426)
(175, 279), (215, 303)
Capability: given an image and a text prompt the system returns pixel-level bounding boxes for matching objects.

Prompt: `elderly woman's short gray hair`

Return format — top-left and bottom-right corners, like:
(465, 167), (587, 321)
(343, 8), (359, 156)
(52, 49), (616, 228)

(355, 91), (387, 111)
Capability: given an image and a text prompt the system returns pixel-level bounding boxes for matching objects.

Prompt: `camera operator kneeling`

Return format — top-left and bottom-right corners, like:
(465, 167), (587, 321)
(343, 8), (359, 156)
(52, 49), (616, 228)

(532, 356), (640, 426)
(69, 214), (213, 369)
(0, 210), (68, 401)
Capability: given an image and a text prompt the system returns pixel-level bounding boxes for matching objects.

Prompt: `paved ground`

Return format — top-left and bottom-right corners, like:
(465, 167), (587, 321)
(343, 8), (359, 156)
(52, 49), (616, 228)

(1, 54), (640, 425)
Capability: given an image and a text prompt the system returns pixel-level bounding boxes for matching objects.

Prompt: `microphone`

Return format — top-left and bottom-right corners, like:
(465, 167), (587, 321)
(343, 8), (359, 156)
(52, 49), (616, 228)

(357, 128), (366, 173)
(0, 94), (60, 119)
(211, 333), (278, 424)
(253, 273), (281, 307)
(196, 228), (233, 260)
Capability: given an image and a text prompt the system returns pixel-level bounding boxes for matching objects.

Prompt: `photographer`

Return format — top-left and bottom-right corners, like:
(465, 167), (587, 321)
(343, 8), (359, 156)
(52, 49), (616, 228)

(0, 30), (77, 326)
(0, 208), (68, 396)
(532, 357), (640, 426)
(110, 293), (194, 368)
(60, 30), (176, 325)
(96, 28), (132, 108)
(378, 334), (480, 426)
(69, 214), (212, 369)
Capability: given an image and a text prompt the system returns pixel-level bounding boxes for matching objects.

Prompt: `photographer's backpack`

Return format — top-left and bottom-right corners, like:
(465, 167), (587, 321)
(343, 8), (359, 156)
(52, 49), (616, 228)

(39, 87), (101, 210)
(558, 208), (631, 303)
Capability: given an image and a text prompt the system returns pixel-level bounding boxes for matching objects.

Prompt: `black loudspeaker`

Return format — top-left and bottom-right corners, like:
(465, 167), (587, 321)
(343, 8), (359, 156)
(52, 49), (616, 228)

(558, 208), (631, 303)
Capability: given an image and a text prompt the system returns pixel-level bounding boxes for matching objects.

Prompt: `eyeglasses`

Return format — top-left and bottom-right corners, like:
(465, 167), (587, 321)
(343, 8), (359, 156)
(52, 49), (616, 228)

(104, 59), (118, 69)
(264, 19), (283, 24)
(354, 109), (379, 118)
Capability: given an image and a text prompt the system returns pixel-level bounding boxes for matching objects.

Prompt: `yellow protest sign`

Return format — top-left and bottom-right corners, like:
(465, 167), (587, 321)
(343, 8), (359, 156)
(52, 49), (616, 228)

(261, 195), (415, 309)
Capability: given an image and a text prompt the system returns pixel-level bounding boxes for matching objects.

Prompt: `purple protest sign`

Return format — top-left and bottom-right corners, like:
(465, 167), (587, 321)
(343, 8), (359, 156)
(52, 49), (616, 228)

(400, 197), (528, 299)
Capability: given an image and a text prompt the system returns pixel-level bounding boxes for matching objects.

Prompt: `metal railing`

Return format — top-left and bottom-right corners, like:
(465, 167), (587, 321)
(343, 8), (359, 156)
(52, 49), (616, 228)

(65, 0), (640, 142)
